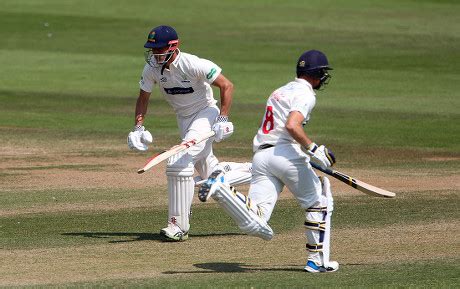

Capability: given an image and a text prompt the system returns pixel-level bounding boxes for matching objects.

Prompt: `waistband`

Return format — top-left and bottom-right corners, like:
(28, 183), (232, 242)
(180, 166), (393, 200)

(258, 143), (274, 150)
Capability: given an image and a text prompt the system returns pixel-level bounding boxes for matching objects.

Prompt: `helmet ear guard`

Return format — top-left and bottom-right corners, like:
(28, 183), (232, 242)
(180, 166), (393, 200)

(309, 67), (332, 90)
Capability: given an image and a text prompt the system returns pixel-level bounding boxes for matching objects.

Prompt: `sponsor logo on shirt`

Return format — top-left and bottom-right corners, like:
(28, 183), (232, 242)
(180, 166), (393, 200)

(181, 74), (190, 83)
(164, 87), (195, 95)
(206, 68), (217, 80)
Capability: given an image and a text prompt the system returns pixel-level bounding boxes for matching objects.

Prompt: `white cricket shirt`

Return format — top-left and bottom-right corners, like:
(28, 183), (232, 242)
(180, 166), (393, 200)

(253, 78), (316, 151)
(139, 50), (221, 117)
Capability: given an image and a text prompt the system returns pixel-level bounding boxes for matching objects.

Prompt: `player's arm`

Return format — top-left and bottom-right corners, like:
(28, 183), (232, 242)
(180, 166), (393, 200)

(286, 111), (336, 169)
(211, 74), (233, 117)
(285, 111), (313, 147)
(134, 89), (151, 126)
(210, 74), (234, 142)
(127, 89), (153, 151)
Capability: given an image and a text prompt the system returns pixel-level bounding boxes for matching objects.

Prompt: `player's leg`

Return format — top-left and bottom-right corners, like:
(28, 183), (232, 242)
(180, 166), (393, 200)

(303, 176), (338, 273)
(160, 151), (194, 241)
(198, 169), (274, 240)
(194, 158), (253, 187)
(159, 108), (217, 241)
(274, 147), (338, 272)
(247, 149), (285, 222)
(188, 106), (252, 186)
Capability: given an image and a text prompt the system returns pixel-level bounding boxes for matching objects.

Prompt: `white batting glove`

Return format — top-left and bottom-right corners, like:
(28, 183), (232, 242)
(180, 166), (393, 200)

(212, 115), (234, 142)
(304, 143), (336, 169)
(127, 125), (153, 151)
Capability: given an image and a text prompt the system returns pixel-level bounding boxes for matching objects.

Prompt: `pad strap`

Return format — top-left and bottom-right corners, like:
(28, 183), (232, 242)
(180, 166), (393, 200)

(306, 243), (324, 252)
(304, 221), (326, 231)
(306, 207), (327, 213)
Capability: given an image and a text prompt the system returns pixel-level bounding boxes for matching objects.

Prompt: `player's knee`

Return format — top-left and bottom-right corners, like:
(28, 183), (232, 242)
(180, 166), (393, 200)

(166, 151), (194, 177)
(239, 221), (274, 241)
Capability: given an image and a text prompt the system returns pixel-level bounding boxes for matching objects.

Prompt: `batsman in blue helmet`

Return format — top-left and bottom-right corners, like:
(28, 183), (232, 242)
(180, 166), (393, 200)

(199, 50), (339, 273)
(127, 25), (253, 241)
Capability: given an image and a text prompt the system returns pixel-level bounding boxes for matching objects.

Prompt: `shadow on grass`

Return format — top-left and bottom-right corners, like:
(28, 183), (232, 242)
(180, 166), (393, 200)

(163, 262), (301, 274)
(62, 232), (243, 243)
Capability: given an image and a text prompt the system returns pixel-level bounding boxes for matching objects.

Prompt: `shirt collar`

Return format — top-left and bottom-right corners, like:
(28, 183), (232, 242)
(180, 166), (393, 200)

(294, 77), (315, 95)
(170, 49), (181, 67)
(294, 77), (312, 88)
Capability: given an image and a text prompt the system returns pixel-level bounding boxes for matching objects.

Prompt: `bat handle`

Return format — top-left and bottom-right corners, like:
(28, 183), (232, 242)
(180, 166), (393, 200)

(309, 162), (334, 175)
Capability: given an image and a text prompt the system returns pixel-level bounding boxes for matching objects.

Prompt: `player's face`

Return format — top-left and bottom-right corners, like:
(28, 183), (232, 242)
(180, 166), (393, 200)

(150, 46), (170, 63)
(145, 46), (175, 67)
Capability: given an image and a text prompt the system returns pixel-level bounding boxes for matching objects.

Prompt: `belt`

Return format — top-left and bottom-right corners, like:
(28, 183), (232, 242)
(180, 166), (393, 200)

(258, 144), (274, 150)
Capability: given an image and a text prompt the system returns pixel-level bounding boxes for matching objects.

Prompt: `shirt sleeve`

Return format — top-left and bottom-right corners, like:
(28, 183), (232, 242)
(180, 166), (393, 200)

(290, 92), (315, 119)
(190, 57), (222, 84)
(139, 64), (156, 92)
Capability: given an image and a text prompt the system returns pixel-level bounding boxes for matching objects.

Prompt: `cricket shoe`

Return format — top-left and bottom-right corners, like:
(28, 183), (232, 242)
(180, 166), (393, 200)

(303, 260), (339, 273)
(160, 223), (189, 241)
(198, 169), (225, 202)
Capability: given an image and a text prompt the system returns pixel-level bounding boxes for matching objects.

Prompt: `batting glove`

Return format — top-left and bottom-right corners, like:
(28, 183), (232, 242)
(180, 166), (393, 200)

(127, 125), (153, 151)
(212, 115), (234, 142)
(304, 143), (336, 169)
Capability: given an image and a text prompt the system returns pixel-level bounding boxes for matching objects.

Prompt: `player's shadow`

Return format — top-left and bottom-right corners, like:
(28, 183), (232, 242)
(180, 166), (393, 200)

(163, 262), (301, 274)
(62, 232), (243, 243)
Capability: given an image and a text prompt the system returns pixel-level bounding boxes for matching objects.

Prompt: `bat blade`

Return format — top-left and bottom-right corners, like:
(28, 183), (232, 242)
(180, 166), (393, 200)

(353, 178), (396, 198)
(137, 131), (215, 174)
(137, 150), (167, 174)
(310, 162), (395, 198)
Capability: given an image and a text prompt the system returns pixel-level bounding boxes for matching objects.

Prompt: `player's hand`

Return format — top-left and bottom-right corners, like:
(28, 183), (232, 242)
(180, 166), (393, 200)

(127, 125), (153, 151)
(212, 115), (234, 142)
(304, 143), (336, 169)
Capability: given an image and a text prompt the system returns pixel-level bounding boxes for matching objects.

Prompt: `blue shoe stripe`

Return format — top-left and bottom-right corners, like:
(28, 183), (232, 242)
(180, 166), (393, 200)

(306, 260), (320, 270)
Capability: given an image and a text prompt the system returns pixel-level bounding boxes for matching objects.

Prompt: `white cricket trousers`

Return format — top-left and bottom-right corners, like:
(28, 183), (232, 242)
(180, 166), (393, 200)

(177, 105), (220, 178)
(248, 143), (322, 221)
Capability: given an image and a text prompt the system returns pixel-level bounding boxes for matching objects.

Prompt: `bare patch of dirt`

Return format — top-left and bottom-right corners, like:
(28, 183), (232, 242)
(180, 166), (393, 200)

(1, 143), (459, 216)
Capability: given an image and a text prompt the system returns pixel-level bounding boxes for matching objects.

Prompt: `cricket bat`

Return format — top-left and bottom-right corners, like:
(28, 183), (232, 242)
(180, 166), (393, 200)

(137, 131), (215, 174)
(310, 162), (396, 198)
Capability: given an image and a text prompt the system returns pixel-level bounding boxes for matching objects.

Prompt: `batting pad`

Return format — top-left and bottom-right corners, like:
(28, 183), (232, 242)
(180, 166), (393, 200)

(166, 151), (194, 232)
(211, 182), (273, 240)
(305, 176), (334, 266)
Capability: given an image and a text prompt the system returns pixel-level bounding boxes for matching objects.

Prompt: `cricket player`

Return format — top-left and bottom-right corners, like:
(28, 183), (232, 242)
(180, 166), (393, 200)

(199, 50), (339, 272)
(127, 25), (251, 241)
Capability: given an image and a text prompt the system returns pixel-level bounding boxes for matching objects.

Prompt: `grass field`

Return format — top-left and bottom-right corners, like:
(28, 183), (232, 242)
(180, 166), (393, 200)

(1, 0), (459, 287)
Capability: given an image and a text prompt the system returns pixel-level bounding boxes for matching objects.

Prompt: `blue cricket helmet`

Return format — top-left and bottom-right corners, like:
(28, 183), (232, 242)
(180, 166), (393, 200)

(144, 25), (179, 49)
(296, 50), (333, 89)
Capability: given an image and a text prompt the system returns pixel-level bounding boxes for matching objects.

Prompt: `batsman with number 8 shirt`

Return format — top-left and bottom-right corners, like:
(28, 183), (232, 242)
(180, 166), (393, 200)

(127, 25), (252, 242)
(199, 50), (339, 273)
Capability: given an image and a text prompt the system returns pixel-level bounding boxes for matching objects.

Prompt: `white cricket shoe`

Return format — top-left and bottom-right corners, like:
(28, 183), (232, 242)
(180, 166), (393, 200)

(198, 169), (226, 202)
(304, 260), (339, 273)
(160, 223), (188, 241)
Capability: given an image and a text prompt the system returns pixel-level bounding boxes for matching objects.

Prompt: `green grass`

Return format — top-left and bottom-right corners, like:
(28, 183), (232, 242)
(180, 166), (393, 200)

(1, 0), (459, 156)
(2, 193), (458, 250)
(1, 0), (459, 287)
(1, 195), (459, 287)
(68, 259), (460, 288)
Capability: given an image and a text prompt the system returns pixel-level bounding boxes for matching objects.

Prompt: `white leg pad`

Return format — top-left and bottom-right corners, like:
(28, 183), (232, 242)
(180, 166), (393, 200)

(211, 182), (273, 240)
(166, 151), (194, 232)
(194, 162), (253, 187)
(305, 176), (334, 266)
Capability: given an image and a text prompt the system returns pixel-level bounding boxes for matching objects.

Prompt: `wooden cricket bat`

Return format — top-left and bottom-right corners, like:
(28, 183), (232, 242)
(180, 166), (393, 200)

(137, 131), (216, 174)
(310, 162), (396, 198)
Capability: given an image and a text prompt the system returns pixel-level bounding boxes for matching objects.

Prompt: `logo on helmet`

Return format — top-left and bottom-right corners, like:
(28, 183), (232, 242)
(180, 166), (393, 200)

(148, 32), (156, 42)
(299, 60), (305, 67)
